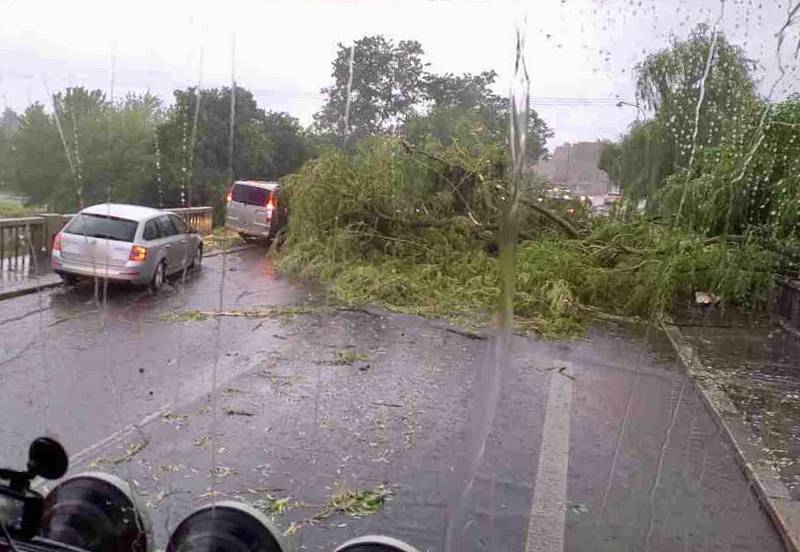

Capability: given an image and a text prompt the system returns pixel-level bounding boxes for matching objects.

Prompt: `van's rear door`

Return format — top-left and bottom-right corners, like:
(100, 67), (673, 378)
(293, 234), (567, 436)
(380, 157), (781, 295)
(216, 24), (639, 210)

(226, 183), (272, 236)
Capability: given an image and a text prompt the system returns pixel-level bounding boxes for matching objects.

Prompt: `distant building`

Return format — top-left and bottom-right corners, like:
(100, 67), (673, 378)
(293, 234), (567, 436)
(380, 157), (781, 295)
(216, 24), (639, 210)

(536, 141), (611, 197)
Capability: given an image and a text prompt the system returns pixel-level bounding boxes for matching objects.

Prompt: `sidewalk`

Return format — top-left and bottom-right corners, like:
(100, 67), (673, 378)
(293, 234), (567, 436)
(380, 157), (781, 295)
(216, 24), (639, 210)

(0, 264), (61, 300)
(666, 309), (800, 550)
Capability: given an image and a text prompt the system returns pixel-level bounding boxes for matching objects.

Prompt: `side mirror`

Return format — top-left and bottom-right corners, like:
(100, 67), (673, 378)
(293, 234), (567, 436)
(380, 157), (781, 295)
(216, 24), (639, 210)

(28, 437), (68, 481)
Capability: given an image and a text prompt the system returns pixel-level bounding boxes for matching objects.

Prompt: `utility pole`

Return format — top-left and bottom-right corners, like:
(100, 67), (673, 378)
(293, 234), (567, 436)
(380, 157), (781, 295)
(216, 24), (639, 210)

(565, 143), (572, 190)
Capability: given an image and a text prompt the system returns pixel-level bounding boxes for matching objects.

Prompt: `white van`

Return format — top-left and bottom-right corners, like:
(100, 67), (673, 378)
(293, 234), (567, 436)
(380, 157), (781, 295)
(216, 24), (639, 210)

(224, 180), (286, 239)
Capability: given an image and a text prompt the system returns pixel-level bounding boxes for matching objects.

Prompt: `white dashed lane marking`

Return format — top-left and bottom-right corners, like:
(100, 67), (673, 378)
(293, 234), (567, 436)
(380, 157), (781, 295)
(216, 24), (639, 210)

(525, 363), (573, 552)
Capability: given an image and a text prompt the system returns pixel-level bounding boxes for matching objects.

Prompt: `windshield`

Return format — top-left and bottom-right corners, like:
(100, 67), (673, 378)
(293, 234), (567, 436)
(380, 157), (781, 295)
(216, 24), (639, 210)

(63, 214), (138, 242)
(1, 2), (799, 552)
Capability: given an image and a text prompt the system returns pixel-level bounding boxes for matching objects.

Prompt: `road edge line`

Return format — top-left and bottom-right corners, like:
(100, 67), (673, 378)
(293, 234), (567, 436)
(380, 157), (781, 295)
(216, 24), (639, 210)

(662, 322), (800, 552)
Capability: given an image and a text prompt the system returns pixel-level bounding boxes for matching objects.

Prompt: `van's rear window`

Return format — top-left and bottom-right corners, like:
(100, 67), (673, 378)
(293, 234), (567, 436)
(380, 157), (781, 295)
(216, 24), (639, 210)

(232, 184), (269, 206)
(63, 214), (138, 242)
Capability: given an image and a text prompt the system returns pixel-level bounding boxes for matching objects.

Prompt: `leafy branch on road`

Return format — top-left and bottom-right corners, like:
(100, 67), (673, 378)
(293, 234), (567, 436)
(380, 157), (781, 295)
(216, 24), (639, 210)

(283, 483), (393, 537)
(160, 305), (316, 323)
(91, 428), (148, 466)
(335, 348), (366, 365)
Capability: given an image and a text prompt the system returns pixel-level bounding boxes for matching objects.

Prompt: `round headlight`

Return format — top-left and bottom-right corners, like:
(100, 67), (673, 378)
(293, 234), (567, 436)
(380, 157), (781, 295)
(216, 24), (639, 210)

(166, 501), (288, 552)
(40, 472), (151, 552)
(335, 535), (421, 552)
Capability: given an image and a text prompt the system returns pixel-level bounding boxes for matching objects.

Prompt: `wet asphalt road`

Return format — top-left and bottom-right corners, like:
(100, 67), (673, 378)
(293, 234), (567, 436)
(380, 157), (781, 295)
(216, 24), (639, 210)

(0, 248), (787, 551)
(0, 247), (313, 466)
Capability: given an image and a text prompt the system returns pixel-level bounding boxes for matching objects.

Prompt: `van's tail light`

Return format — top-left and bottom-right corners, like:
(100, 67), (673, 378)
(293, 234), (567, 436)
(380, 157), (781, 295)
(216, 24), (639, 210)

(129, 245), (147, 262)
(265, 191), (276, 221)
(52, 233), (62, 252)
(226, 186), (234, 203)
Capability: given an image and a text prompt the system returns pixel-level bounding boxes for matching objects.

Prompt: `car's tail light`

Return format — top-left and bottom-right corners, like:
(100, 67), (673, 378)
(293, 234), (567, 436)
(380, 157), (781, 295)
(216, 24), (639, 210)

(226, 186), (234, 203)
(129, 245), (147, 262)
(52, 233), (62, 252)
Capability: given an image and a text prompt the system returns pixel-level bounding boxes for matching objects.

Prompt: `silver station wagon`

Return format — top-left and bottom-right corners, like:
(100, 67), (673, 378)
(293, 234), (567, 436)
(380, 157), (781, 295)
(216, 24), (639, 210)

(51, 203), (203, 290)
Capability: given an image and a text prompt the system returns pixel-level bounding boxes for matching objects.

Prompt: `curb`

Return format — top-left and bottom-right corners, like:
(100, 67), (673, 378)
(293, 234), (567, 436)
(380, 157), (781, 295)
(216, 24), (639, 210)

(0, 245), (262, 303)
(0, 278), (62, 301)
(662, 322), (800, 552)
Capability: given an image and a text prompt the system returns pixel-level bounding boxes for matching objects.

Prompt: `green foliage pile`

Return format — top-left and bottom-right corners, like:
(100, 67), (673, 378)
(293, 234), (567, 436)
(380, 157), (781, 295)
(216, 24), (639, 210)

(277, 137), (781, 337)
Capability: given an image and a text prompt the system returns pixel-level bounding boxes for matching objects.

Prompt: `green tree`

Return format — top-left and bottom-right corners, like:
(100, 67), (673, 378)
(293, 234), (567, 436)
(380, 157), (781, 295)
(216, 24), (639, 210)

(314, 36), (426, 141)
(635, 24), (758, 166)
(408, 70), (552, 161)
(600, 25), (760, 210)
(159, 85), (310, 214)
(0, 108), (21, 190)
(104, 93), (163, 205)
(598, 119), (672, 202)
(10, 103), (69, 209)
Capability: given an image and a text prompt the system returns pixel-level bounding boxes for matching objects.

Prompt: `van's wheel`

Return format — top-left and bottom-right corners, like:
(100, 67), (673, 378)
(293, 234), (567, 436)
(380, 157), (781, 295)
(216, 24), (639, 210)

(150, 261), (166, 292)
(190, 245), (203, 269)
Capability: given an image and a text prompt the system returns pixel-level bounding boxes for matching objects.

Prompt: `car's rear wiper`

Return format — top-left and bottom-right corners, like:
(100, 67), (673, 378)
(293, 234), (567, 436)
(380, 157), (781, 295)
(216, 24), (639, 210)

(79, 233), (123, 240)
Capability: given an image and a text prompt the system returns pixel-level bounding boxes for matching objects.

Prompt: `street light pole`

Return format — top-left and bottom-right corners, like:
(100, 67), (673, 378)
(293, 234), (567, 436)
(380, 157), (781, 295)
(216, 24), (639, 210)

(616, 100), (646, 121)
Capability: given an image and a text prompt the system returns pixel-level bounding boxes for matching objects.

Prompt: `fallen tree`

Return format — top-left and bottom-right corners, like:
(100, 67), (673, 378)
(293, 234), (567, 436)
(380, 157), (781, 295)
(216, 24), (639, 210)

(275, 137), (788, 337)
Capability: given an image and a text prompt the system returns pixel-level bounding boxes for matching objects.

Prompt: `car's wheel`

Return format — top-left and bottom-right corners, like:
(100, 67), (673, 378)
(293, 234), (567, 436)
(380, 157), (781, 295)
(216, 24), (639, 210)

(150, 261), (166, 292)
(190, 245), (203, 269)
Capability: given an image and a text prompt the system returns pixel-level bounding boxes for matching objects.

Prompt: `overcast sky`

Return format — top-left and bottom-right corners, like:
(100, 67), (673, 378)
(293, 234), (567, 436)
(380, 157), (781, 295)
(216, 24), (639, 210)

(1, 0), (798, 146)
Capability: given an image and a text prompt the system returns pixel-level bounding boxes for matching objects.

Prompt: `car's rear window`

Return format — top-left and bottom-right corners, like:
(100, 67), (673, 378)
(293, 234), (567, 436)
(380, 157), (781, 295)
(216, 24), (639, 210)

(63, 214), (138, 242)
(232, 184), (270, 206)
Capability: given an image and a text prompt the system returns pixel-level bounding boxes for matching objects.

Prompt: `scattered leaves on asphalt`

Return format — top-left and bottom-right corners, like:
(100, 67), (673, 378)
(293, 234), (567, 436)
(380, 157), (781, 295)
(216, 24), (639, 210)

(161, 411), (189, 428)
(159, 463), (187, 473)
(569, 502), (590, 514)
(335, 348), (366, 365)
(223, 407), (254, 417)
(209, 466), (236, 478)
(250, 493), (296, 516)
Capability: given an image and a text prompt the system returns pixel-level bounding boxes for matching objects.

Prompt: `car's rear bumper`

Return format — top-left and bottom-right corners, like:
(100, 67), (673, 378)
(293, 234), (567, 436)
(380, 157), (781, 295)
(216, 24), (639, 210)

(51, 253), (152, 284)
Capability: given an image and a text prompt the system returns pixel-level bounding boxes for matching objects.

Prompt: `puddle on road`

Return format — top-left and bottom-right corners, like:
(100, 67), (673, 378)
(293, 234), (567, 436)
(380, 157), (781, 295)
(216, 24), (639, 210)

(679, 312), (800, 497)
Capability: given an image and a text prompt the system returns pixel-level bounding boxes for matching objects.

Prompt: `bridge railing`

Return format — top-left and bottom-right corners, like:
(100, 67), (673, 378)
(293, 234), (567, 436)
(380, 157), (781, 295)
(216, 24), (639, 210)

(166, 207), (214, 235)
(776, 278), (800, 335)
(0, 215), (62, 275)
